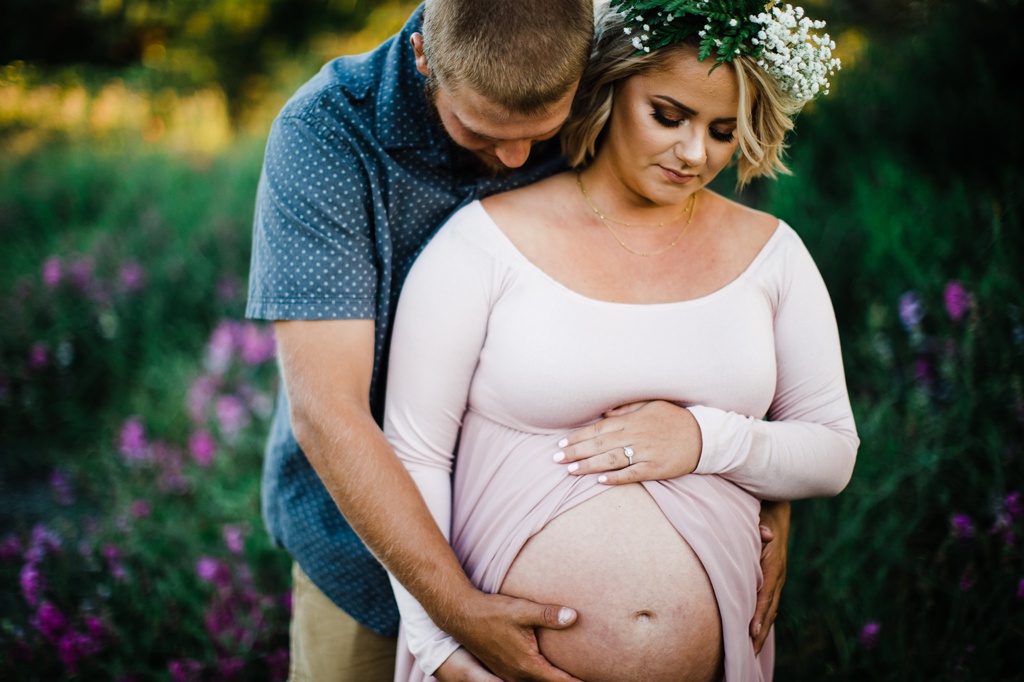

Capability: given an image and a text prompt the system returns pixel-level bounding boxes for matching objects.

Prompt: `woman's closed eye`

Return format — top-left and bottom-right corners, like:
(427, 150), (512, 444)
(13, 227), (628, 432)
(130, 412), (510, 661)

(651, 109), (735, 143)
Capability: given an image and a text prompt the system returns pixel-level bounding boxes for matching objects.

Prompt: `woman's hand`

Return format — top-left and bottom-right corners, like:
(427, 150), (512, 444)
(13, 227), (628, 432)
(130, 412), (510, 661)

(751, 500), (790, 654)
(554, 400), (702, 484)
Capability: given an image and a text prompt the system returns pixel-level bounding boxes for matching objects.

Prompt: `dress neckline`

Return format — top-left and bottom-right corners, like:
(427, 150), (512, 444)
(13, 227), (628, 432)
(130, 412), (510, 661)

(469, 200), (787, 309)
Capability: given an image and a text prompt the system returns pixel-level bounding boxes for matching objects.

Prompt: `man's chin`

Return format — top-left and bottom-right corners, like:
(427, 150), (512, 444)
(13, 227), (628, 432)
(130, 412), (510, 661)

(469, 152), (514, 177)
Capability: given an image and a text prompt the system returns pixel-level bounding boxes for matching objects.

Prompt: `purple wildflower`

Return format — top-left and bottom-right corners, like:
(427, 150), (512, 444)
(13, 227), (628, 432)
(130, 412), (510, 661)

(28, 342), (49, 371)
(168, 658), (204, 682)
(189, 429), (217, 467)
(28, 523), (62, 558)
(67, 256), (94, 292)
(859, 621), (880, 649)
(223, 524), (245, 555)
(31, 601), (68, 641)
(0, 533), (22, 562)
(944, 280), (971, 322)
(196, 556), (221, 583)
(215, 395), (250, 437)
(913, 356), (933, 386)
(266, 648), (289, 680)
(151, 441), (190, 494)
(49, 469), (75, 506)
(103, 543), (127, 582)
(217, 276), (240, 303)
(898, 291), (924, 332)
(217, 656), (245, 679)
(129, 499), (152, 518)
(42, 256), (63, 289)
(1006, 492), (1023, 518)
(57, 627), (102, 671)
(239, 323), (276, 365)
(117, 260), (146, 293)
(117, 417), (149, 462)
(187, 375), (219, 423)
(951, 513), (975, 539)
(206, 321), (239, 375)
(20, 561), (46, 606)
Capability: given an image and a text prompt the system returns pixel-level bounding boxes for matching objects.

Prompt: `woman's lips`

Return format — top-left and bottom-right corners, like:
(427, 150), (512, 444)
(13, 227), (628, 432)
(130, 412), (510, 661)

(660, 166), (697, 184)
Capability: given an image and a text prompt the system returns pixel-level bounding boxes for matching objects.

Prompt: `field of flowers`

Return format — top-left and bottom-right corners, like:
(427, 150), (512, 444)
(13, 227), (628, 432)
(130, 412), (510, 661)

(1, 1), (1022, 680)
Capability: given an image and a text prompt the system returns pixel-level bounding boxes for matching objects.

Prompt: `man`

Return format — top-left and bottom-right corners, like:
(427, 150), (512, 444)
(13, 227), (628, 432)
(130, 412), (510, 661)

(246, 1), (788, 680)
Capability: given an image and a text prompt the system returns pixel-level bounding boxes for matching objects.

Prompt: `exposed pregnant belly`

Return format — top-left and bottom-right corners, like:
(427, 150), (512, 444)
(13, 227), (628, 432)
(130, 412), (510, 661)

(499, 483), (724, 682)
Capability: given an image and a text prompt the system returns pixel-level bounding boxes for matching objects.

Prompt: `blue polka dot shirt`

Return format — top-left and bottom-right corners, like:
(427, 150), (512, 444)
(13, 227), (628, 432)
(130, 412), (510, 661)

(245, 4), (566, 636)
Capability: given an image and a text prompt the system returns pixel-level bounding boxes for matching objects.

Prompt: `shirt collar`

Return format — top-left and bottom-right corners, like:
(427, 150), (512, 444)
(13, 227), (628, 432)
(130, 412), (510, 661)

(374, 4), (439, 152)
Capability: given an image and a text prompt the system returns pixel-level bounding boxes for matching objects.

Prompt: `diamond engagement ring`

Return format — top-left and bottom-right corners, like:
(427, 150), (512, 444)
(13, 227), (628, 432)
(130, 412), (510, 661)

(623, 446), (635, 466)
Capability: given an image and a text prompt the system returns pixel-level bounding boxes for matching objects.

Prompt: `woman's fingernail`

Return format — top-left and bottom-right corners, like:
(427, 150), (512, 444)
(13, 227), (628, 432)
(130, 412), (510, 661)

(558, 438), (568, 448)
(558, 607), (574, 625)
(553, 451), (565, 462)
(755, 621), (762, 636)
(567, 463), (579, 473)
(598, 475), (608, 484)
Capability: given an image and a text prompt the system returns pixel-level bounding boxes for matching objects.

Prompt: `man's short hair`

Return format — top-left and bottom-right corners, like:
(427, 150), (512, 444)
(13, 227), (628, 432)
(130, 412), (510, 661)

(422, 0), (593, 115)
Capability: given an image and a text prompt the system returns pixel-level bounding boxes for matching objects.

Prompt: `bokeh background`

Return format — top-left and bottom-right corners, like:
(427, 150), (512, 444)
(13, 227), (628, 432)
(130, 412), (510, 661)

(1, 0), (1022, 679)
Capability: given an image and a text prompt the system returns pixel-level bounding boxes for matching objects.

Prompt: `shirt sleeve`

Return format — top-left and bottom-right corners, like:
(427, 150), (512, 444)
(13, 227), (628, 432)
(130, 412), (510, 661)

(690, 229), (859, 500)
(246, 113), (379, 321)
(382, 211), (496, 675)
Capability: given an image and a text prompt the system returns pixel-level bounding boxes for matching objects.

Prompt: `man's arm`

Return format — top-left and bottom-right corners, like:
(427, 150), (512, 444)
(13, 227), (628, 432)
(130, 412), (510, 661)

(274, 319), (580, 682)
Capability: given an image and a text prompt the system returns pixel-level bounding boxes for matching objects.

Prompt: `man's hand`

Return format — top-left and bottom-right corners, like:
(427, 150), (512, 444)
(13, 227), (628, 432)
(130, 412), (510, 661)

(440, 591), (582, 682)
(752, 500), (790, 654)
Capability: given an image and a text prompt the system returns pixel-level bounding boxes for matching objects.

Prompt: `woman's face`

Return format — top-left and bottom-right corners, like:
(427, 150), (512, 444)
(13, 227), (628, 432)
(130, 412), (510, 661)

(599, 47), (741, 207)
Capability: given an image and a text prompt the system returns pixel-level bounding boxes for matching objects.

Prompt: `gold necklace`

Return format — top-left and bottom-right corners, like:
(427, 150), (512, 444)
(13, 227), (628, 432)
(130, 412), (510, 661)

(576, 171), (697, 257)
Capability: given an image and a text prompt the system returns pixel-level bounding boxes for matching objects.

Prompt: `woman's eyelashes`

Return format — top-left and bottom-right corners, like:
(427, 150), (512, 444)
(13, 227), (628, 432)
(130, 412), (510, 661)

(650, 109), (735, 143)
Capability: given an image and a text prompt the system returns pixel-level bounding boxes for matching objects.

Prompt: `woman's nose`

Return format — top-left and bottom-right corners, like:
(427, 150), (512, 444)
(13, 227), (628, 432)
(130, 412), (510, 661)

(674, 125), (707, 168)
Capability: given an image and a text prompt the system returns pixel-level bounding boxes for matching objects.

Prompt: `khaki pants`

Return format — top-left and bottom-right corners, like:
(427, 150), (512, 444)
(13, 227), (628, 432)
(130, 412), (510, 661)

(289, 563), (398, 682)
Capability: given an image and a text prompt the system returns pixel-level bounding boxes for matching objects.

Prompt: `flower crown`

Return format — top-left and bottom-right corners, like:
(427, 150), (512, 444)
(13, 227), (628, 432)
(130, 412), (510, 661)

(608, 0), (840, 103)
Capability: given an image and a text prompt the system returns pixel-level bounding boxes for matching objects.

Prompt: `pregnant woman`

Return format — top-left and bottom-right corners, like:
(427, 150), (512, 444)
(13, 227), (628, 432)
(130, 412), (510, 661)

(385, 1), (857, 680)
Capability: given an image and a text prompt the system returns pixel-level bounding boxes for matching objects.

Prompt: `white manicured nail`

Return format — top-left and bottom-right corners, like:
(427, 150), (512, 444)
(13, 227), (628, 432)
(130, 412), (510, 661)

(558, 438), (568, 448)
(567, 463), (579, 473)
(553, 451), (565, 463)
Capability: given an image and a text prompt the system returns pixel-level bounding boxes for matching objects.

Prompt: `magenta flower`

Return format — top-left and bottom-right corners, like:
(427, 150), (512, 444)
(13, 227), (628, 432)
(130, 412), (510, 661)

(223, 524), (245, 555)
(1006, 492), (1022, 518)
(217, 656), (245, 679)
(189, 429), (218, 467)
(859, 620), (880, 649)
(67, 256), (94, 292)
(168, 658), (204, 682)
(28, 342), (49, 371)
(187, 375), (219, 423)
(117, 260), (146, 293)
(103, 543), (127, 582)
(31, 601), (68, 641)
(215, 395), (250, 437)
(129, 499), (152, 518)
(207, 321), (240, 375)
(944, 280), (971, 322)
(49, 469), (75, 506)
(0, 533), (22, 562)
(196, 556), (221, 583)
(27, 523), (62, 560)
(42, 256), (63, 289)
(898, 291), (924, 332)
(239, 323), (276, 365)
(217, 277), (240, 302)
(57, 626), (103, 671)
(951, 513), (975, 539)
(20, 561), (46, 606)
(117, 417), (149, 462)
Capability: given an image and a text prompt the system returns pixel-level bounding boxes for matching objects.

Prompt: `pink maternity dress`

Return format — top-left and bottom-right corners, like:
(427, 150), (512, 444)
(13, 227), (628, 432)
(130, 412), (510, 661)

(383, 200), (859, 681)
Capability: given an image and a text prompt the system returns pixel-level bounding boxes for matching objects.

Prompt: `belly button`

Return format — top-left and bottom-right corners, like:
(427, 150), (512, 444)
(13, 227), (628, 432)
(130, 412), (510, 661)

(632, 610), (654, 623)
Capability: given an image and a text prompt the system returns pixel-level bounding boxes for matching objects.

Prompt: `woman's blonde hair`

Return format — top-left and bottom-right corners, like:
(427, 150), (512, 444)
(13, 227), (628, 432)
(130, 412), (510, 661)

(561, 2), (804, 187)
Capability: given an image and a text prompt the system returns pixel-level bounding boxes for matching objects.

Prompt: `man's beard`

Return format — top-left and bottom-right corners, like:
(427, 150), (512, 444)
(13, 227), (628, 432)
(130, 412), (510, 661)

(423, 73), (513, 177)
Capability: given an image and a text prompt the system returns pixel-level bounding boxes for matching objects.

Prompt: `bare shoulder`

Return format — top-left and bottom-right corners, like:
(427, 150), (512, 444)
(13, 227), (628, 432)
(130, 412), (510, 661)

(702, 191), (780, 248)
(480, 172), (576, 242)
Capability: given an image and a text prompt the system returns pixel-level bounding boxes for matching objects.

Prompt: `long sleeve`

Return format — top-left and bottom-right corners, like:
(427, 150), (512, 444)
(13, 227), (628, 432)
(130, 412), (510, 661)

(383, 214), (498, 675)
(690, 227), (859, 500)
